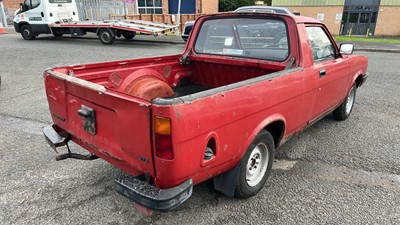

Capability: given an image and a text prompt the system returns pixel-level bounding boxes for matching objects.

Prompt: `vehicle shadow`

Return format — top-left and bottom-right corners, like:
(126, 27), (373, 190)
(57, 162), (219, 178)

(33, 35), (184, 48)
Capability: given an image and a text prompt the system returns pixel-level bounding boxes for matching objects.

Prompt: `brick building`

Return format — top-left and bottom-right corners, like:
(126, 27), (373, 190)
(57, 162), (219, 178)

(134, 0), (217, 14)
(272, 0), (400, 36)
(2, 0), (21, 24)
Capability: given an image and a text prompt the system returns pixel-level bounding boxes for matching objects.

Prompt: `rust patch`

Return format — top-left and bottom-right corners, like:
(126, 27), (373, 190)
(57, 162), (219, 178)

(175, 108), (181, 120)
(98, 149), (123, 162)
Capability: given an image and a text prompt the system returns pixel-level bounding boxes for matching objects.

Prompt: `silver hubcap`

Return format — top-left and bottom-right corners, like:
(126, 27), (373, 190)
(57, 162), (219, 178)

(345, 86), (356, 114)
(246, 143), (269, 187)
(23, 29), (30, 37)
(101, 32), (111, 41)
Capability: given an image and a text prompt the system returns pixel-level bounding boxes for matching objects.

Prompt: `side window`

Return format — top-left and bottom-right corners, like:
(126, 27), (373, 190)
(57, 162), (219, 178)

(23, 0), (41, 10)
(23, 0), (30, 11)
(306, 26), (336, 62)
(31, 0), (41, 9)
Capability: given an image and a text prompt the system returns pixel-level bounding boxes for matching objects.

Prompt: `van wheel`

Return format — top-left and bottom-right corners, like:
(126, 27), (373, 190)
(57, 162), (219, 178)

(333, 84), (356, 121)
(98, 29), (115, 45)
(21, 25), (36, 40)
(52, 29), (63, 37)
(122, 31), (136, 40)
(235, 130), (274, 198)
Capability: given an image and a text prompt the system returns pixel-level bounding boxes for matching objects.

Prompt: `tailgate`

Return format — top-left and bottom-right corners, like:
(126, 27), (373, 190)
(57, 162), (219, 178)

(44, 70), (155, 177)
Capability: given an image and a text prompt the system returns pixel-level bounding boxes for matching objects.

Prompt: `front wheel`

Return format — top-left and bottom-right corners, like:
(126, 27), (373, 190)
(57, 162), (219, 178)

(333, 84), (356, 121)
(21, 25), (36, 40)
(235, 130), (275, 198)
(98, 29), (115, 45)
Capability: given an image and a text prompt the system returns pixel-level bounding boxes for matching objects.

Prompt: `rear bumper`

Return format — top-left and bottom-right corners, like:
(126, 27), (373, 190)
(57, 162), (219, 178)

(116, 174), (193, 211)
(43, 124), (193, 211)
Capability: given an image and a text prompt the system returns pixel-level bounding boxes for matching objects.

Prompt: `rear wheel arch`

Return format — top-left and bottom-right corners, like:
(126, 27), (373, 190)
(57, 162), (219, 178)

(213, 117), (285, 197)
(263, 120), (285, 148)
(244, 116), (286, 154)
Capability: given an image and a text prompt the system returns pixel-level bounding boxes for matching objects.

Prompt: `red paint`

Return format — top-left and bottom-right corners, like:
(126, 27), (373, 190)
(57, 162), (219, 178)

(44, 13), (368, 191)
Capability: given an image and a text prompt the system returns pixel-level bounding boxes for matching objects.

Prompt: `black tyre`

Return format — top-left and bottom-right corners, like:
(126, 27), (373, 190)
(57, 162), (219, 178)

(235, 130), (275, 198)
(21, 25), (36, 40)
(98, 29), (115, 45)
(333, 84), (356, 121)
(52, 29), (63, 37)
(122, 31), (136, 40)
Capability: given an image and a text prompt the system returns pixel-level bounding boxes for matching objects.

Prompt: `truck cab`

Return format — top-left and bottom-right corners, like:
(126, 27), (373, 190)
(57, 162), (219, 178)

(14, 0), (79, 39)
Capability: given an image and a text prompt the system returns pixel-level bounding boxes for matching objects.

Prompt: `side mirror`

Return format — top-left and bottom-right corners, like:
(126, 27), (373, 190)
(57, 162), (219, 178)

(20, 3), (24, 11)
(339, 43), (354, 55)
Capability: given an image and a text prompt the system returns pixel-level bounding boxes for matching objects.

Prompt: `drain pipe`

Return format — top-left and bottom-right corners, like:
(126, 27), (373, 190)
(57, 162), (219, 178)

(176, 0), (181, 36)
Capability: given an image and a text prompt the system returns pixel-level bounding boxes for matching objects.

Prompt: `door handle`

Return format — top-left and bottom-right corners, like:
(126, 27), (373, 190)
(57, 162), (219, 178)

(319, 69), (326, 78)
(41, 12), (44, 17)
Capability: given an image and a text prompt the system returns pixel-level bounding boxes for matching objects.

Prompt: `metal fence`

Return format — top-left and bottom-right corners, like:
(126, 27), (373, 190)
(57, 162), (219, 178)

(0, 2), (7, 27)
(76, 0), (131, 21)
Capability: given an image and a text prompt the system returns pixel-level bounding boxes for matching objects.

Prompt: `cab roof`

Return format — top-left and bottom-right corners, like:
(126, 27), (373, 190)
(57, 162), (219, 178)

(203, 12), (321, 25)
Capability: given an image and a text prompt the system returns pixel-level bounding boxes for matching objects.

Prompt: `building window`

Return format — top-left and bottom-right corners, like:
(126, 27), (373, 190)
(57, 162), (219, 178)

(137, 0), (162, 14)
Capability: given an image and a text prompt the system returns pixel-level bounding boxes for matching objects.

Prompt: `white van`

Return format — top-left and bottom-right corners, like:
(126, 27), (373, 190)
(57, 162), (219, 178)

(14, 0), (79, 40)
(13, 0), (177, 44)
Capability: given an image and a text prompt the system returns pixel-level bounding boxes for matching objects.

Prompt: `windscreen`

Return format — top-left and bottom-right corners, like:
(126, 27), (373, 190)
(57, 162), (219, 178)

(194, 18), (289, 62)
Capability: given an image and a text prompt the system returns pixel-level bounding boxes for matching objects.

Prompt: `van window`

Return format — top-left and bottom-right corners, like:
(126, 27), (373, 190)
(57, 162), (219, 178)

(23, 0), (41, 10)
(31, 0), (41, 8)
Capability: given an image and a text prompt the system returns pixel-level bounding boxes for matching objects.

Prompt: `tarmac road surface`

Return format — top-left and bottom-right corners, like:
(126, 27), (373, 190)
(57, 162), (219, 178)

(0, 33), (399, 225)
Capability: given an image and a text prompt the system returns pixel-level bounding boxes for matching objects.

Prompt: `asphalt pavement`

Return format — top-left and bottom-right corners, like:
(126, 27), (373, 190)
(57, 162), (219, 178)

(4, 26), (400, 52)
(0, 29), (399, 225)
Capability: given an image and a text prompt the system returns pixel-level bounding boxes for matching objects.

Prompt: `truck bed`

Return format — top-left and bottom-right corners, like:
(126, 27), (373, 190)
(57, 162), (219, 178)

(51, 54), (286, 101)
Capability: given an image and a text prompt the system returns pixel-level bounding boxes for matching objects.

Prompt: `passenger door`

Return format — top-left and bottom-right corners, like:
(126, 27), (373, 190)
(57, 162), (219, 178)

(305, 26), (349, 121)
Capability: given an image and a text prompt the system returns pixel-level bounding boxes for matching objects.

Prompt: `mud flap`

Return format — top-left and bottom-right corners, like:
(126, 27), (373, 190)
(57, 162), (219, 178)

(213, 161), (242, 197)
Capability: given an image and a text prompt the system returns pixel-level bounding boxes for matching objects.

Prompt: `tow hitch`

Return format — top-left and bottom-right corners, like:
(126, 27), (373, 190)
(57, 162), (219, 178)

(42, 125), (99, 161)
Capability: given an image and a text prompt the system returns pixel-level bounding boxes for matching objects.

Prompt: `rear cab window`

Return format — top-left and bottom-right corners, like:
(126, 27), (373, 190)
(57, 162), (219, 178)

(194, 17), (289, 62)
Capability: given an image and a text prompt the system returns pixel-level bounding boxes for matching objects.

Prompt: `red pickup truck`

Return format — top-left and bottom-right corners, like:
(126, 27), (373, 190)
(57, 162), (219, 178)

(43, 12), (368, 211)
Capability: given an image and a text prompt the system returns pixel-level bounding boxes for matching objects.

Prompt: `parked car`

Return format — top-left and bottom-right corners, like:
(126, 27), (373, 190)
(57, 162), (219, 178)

(181, 6), (299, 42)
(182, 20), (195, 42)
(43, 11), (367, 212)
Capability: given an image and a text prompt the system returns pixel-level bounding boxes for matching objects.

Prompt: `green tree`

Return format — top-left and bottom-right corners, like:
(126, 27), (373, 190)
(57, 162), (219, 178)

(219, 0), (272, 12)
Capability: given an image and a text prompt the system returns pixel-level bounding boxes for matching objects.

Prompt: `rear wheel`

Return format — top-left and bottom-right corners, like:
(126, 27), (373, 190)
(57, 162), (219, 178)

(235, 130), (274, 198)
(333, 84), (356, 121)
(122, 31), (136, 40)
(21, 25), (36, 40)
(98, 29), (115, 45)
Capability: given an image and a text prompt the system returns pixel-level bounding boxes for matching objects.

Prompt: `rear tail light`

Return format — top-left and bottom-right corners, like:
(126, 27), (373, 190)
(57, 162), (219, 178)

(154, 116), (174, 160)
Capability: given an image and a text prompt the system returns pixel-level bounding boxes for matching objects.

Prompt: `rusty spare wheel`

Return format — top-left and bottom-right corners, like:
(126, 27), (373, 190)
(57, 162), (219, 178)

(122, 75), (174, 101)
